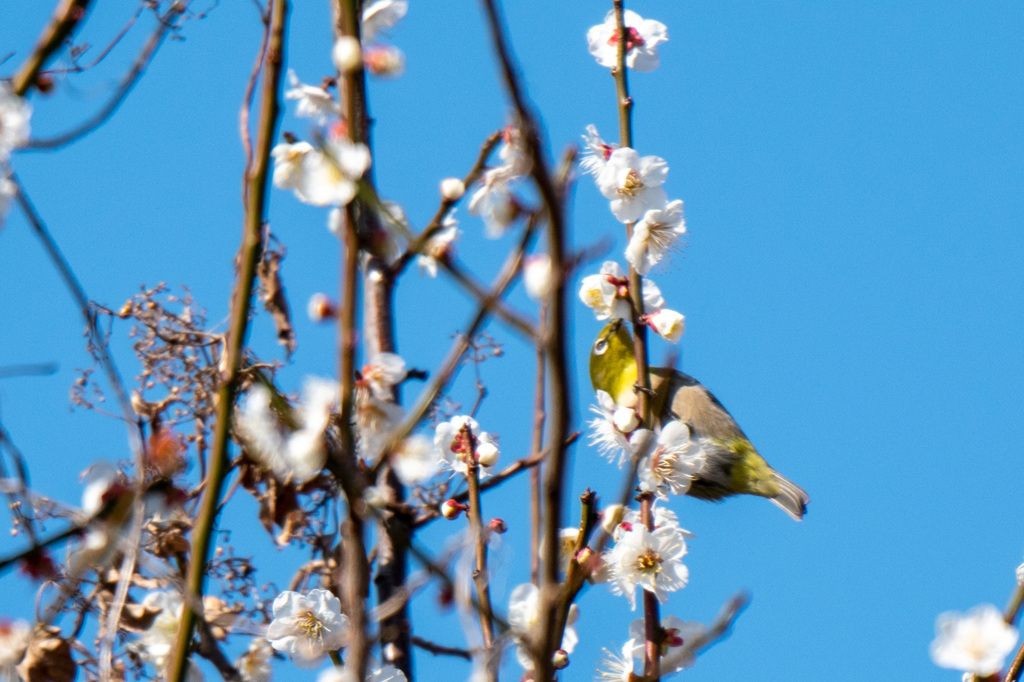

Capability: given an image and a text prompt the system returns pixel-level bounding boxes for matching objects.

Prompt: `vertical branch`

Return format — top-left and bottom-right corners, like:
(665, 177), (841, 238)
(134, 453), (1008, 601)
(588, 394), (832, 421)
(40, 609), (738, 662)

(612, 2), (659, 676)
(639, 492), (661, 678)
(477, 2), (573, 680)
(330, 0), (410, 675)
(611, 0), (652, 430)
(463, 426), (495, 654)
(166, 1), (288, 680)
(530, 308), (546, 587)
(335, 201), (372, 681)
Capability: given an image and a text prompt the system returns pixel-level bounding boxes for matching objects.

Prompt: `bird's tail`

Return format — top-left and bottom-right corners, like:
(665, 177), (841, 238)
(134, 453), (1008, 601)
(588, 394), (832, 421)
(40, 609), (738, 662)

(769, 472), (809, 521)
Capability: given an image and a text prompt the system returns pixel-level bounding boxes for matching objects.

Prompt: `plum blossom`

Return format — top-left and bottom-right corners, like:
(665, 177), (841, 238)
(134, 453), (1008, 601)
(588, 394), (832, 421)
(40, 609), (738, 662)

(361, 1), (407, 78)
(435, 415), (499, 478)
(417, 212), (459, 277)
(508, 583), (578, 671)
(271, 135), (371, 207)
(390, 435), (440, 485)
(578, 261), (664, 321)
(637, 421), (705, 498)
(625, 199), (686, 275)
(0, 84), (30, 163)
(355, 390), (405, 463)
(135, 590), (205, 680)
(628, 615), (706, 673)
(318, 664), (408, 682)
(606, 523), (689, 609)
(580, 125), (618, 177)
(361, 0), (407, 43)
(597, 148), (669, 224)
(587, 10), (668, 72)
(469, 127), (528, 237)
(646, 308), (685, 343)
(285, 70), (341, 123)
(930, 604), (1018, 676)
(238, 378), (338, 483)
(588, 389), (639, 467)
(359, 352), (407, 400)
(617, 504), (694, 541)
(596, 640), (638, 681)
(235, 638), (274, 682)
(267, 589), (350, 669)
(0, 619), (30, 679)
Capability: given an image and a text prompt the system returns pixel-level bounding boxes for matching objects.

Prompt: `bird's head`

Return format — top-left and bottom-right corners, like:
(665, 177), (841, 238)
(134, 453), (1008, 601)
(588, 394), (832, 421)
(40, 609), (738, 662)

(589, 319), (638, 406)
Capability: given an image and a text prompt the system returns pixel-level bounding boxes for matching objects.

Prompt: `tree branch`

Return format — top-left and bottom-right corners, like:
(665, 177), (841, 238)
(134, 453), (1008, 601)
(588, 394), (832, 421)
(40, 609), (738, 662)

(166, 1), (288, 679)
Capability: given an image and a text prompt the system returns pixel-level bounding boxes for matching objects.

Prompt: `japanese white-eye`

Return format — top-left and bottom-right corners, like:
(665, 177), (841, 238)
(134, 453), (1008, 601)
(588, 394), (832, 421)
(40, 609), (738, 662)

(590, 319), (809, 520)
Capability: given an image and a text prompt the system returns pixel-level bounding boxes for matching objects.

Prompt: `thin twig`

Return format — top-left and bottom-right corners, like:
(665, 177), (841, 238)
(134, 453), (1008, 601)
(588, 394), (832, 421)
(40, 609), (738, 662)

(411, 636), (473, 661)
(390, 130), (502, 277)
(478, 3), (573, 678)
(46, 3), (144, 74)
(12, 0), (94, 97)
(240, 2), (271, 177)
(437, 257), (537, 342)
(464, 430), (496, 668)
(165, 1), (288, 679)
(11, 175), (143, 464)
(25, 3), (187, 151)
(372, 215), (540, 481)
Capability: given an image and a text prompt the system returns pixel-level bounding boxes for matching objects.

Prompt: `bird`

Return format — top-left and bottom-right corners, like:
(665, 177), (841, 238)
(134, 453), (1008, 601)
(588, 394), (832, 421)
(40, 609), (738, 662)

(589, 319), (809, 520)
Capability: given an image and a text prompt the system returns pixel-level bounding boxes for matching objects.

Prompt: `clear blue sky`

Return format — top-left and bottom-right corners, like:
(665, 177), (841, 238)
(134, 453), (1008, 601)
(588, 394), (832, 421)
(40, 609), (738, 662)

(1, 1), (1023, 680)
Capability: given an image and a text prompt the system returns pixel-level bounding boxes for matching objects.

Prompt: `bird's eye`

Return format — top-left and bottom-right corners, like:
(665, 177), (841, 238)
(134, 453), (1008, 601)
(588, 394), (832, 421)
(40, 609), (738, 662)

(594, 339), (608, 355)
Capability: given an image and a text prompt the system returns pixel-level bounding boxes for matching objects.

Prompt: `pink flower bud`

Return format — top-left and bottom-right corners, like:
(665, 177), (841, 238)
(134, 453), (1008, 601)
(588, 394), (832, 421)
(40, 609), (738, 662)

(441, 499), (467, 520)
(307, 293), (336, 322)
(552, 650), (570, 670)
(364, 45), (405, 77)
(488, 518), (507, 534)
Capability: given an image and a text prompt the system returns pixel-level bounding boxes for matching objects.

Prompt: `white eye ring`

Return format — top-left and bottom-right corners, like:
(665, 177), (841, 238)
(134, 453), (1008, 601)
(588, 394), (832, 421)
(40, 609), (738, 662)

(594, 339), (608, 355)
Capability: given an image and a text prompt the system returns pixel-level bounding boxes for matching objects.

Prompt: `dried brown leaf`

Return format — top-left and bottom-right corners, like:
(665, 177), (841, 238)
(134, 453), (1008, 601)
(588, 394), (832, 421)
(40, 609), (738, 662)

(257, 245), (296, 357)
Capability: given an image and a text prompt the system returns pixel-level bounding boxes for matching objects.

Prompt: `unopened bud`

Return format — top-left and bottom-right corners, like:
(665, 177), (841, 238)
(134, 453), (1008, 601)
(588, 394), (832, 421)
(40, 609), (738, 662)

(34, 73), (55, 94)
(552, 650), (570, 670)
(440, 177), (465, 202)
(488, 518), (507, 534)
(476, 441), (499, 467)
(364, 45), (405, 77)
(575, 546), (594, 567)
(441, 499), (467, 520)
(307, 293), (336, 322)
(600, 504), (626, 535)
(612, 406), (639, 433)
(333, 36), (363, 73)
(523, 254), (553, 301)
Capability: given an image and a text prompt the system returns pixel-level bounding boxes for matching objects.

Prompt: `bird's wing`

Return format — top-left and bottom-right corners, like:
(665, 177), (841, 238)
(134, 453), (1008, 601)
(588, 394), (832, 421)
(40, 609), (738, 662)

(652, 369), (747, 441)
